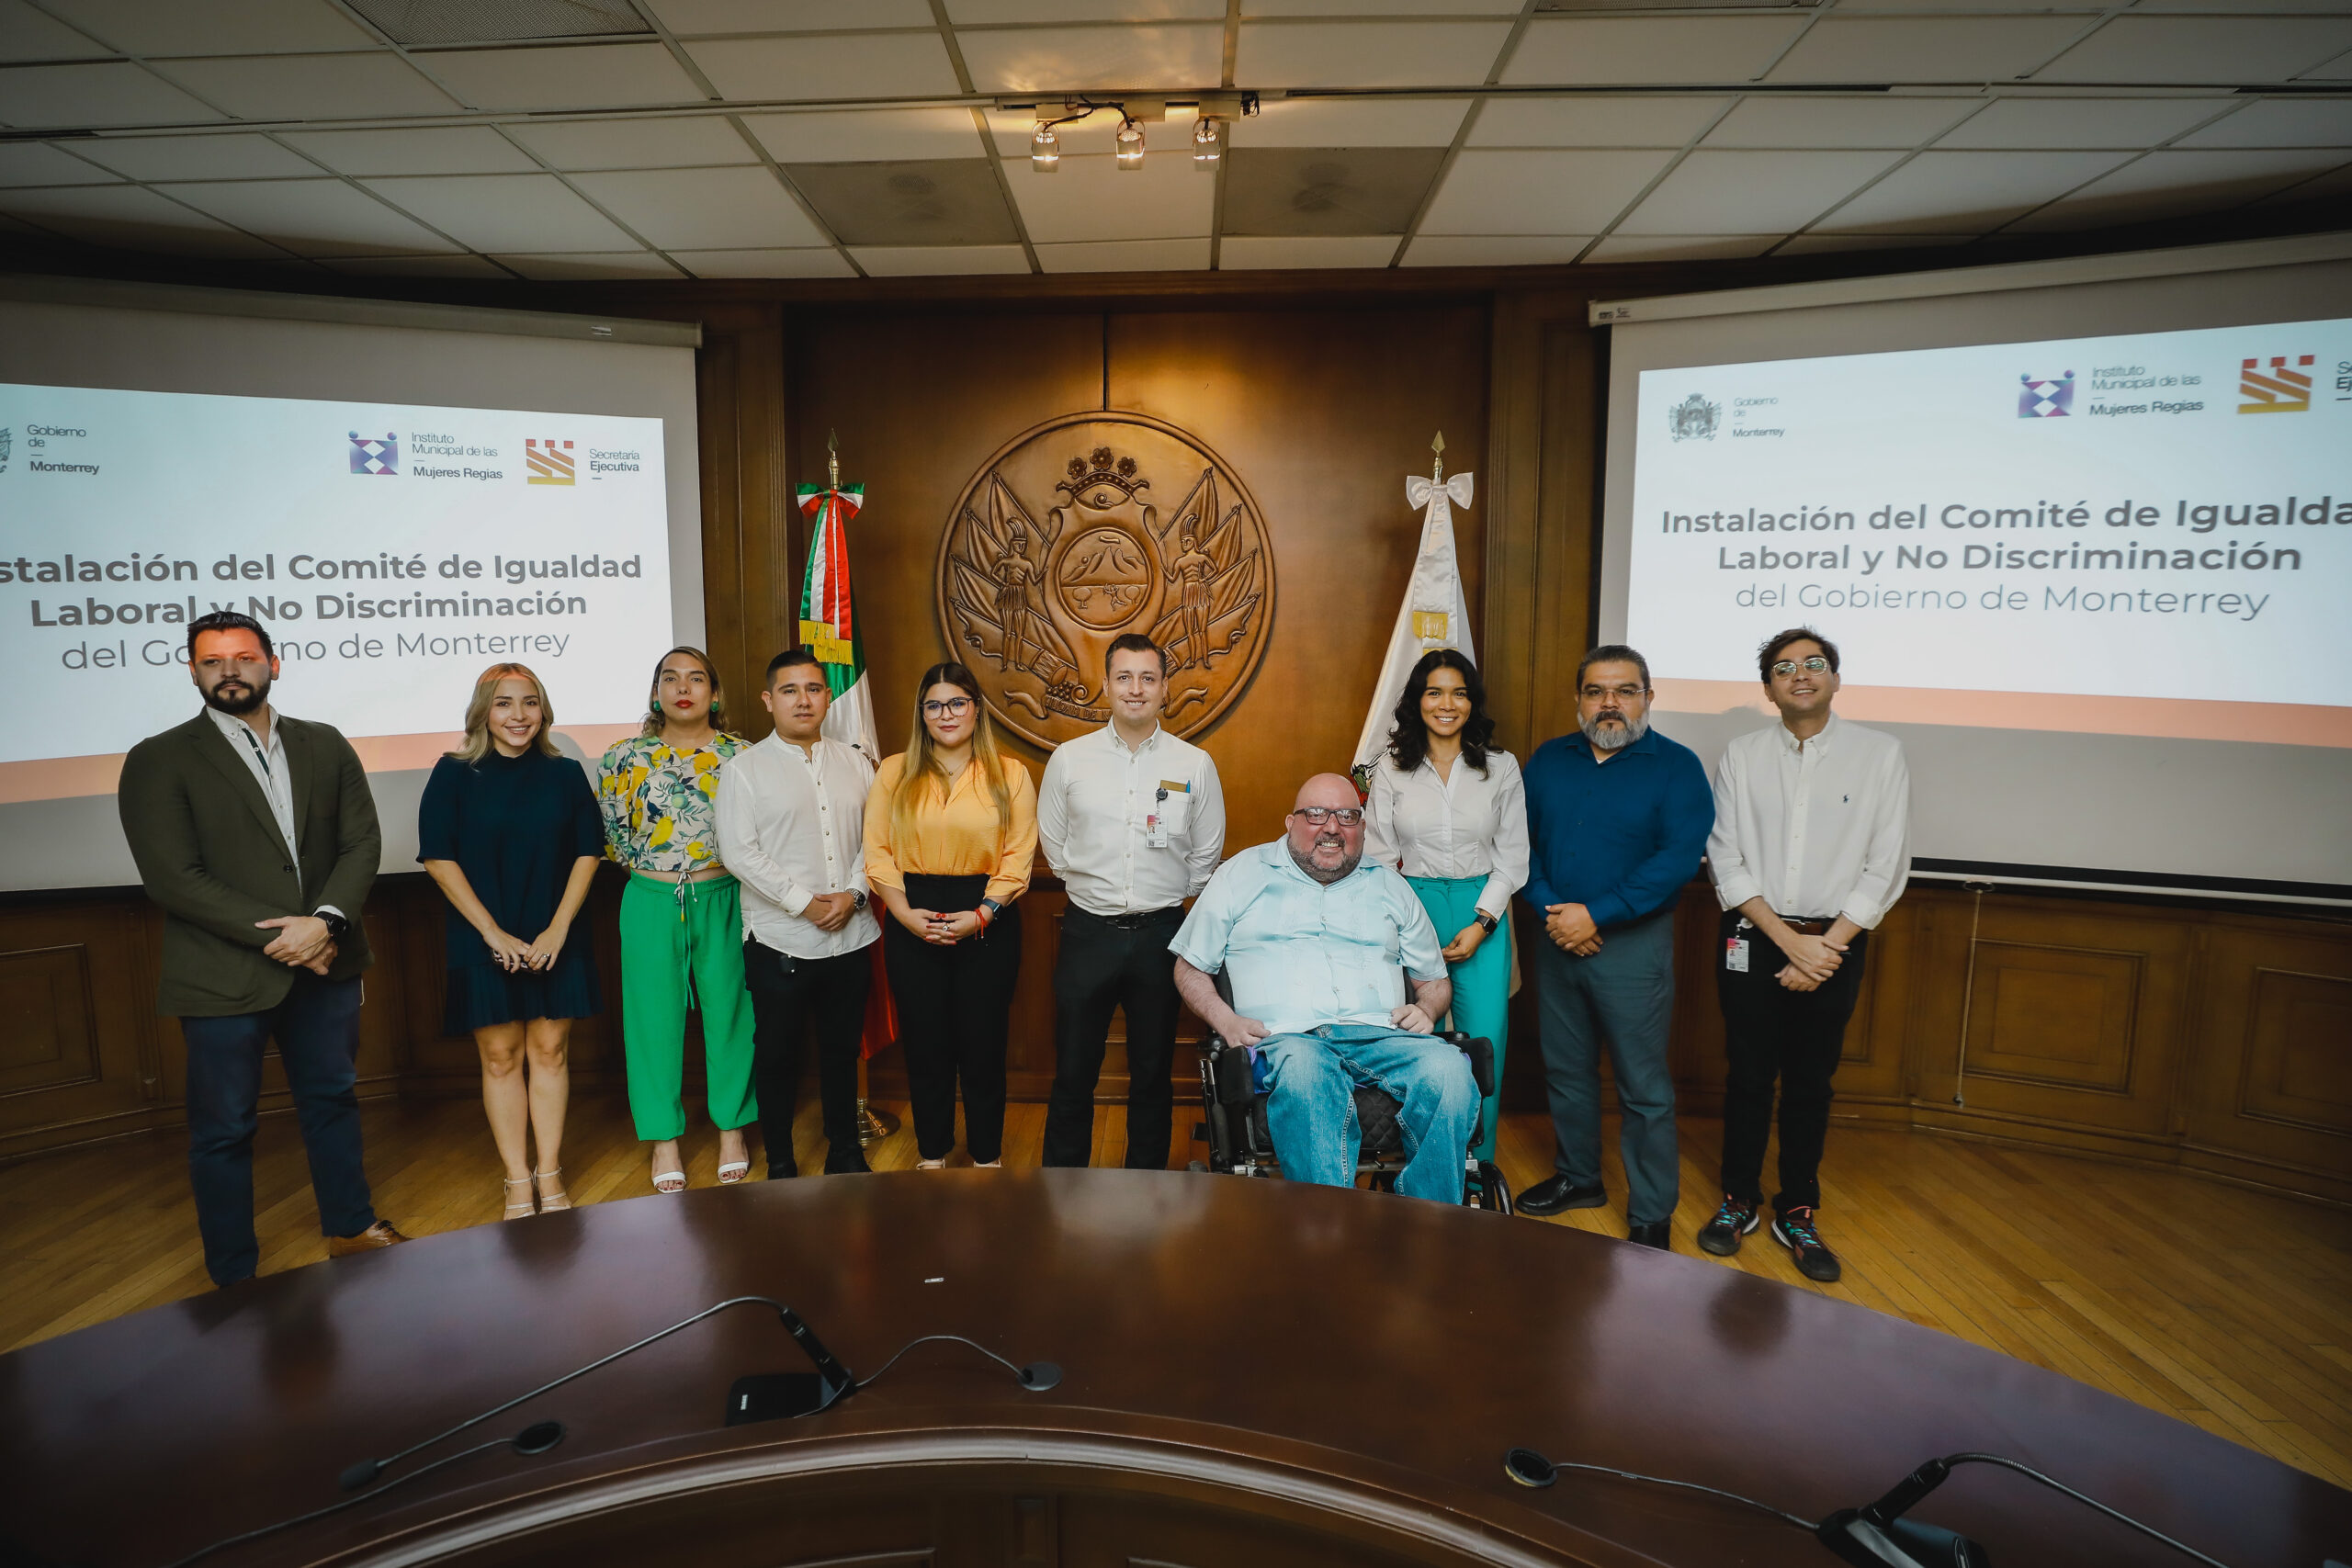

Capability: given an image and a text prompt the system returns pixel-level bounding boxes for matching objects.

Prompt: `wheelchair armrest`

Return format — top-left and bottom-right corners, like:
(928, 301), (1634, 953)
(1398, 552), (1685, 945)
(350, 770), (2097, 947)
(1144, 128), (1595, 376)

(1210, 1038), (1256, 1105)
(1441, 1031), (1496, 1101)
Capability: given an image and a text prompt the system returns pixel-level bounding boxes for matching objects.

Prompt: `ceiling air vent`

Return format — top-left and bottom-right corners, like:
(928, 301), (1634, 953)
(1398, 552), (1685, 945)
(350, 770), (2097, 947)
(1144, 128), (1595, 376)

(348, 0), (653, 45)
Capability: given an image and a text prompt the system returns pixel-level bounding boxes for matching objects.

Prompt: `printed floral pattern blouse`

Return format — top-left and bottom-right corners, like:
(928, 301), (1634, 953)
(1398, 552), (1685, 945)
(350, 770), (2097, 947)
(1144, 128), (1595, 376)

(598, 731), (748, 874)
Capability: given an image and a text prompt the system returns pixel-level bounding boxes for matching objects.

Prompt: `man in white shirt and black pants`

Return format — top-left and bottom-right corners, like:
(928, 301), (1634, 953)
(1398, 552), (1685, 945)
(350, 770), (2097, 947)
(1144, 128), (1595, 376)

(715, 648), (882, 1177)
(1699, 626), (1909, 1281)
(1040, 632), (1226, 1169)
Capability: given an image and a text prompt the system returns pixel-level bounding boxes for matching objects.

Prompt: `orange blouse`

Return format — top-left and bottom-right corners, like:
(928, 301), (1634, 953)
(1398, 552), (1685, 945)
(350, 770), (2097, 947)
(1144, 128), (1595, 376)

(863, 753), (1037, 905)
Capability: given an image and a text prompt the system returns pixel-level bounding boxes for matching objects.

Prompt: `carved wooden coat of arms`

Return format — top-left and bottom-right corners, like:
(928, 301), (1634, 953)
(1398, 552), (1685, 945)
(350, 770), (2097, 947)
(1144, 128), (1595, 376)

(936, 412), (1274, 750)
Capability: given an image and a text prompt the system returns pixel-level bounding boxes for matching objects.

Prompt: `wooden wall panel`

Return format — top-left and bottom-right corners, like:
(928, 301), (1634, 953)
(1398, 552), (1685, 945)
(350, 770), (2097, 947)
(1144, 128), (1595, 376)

(2180, 917), (2352, 1201)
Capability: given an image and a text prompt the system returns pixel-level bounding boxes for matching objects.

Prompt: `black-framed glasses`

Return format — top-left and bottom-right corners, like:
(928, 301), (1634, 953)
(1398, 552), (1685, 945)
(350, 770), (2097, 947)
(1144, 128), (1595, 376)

(922, 696), (974, 717)
(1770, 656), (1831, 678)
(1292, 806), (1364, 828)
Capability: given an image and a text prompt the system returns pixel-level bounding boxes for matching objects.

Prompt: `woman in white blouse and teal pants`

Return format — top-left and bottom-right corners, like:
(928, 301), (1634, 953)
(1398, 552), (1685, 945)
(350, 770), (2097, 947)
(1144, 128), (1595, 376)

(1363, 649), (1530, 1164)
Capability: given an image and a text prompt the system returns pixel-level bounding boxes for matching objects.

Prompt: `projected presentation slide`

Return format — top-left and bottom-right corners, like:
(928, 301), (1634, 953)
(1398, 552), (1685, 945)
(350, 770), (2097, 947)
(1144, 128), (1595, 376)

(0, 381), (672, 801)
(1626, 316), (2351, 748)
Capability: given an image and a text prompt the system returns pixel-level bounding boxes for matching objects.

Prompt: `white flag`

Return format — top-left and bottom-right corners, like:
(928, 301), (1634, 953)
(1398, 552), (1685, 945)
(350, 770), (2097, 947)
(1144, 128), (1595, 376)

(1352, 469), (1475, 780)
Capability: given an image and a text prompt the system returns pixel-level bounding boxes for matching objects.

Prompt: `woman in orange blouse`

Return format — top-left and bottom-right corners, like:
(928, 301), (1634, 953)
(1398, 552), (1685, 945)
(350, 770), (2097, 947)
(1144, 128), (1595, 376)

(864, 661), (1037, 1168)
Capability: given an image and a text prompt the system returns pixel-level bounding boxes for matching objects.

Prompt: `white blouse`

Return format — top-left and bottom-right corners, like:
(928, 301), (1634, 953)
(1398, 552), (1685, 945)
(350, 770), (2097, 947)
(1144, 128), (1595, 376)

(1363, 748), (1530, 920)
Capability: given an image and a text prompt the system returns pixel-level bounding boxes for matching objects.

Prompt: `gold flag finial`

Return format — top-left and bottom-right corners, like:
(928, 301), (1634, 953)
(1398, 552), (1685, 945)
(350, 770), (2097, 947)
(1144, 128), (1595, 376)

(1430, 430), (1444, 484)
(827, 428), (841, 491)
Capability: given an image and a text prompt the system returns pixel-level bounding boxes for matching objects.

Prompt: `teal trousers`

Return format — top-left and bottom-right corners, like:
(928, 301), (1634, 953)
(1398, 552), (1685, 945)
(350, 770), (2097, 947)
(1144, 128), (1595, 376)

(1407, 874), (1511, 1163)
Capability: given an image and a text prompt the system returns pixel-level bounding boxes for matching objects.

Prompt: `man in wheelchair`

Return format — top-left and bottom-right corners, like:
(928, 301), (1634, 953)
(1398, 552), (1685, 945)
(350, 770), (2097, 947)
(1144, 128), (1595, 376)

(1170, 773), (1481, 1202)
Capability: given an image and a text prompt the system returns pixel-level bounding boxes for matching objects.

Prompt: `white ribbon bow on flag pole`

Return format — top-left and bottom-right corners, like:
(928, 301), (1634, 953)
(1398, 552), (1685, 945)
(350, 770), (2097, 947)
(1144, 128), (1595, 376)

(1352, 447), (1475, 784)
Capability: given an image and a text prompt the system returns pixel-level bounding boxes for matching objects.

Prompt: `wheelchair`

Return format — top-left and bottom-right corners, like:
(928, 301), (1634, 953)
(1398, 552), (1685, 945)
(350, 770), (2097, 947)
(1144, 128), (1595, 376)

(1189, 968), (1513, 1213)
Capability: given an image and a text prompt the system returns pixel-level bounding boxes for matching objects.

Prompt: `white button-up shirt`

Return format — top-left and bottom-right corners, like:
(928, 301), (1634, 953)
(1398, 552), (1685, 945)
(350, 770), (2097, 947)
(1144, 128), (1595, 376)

(714, 732), (880, 960)
(1706, 711), (1911, 929)
(209, 704), (300, 865)
(1362, 748), (1530, 920)
(1038, 722), (1226, 918)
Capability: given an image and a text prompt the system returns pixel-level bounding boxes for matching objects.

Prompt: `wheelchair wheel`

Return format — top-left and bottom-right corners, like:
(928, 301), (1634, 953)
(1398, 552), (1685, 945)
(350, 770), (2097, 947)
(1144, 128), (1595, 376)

(1472, 1161), (1513, 1215)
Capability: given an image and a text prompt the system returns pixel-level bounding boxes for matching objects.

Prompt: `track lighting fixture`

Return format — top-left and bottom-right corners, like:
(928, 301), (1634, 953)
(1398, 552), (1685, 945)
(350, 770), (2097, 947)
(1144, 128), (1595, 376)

(1030, 124), (1059, 172)
(1114, 118), (1145, 171)
(1191, 115), (1222, 167)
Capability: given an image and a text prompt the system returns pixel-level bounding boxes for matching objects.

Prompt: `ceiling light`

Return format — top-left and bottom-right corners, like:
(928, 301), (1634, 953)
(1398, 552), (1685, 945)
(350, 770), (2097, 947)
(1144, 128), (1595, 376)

(1114, 118), (1145, 172)
(1031, 124), (1060, 173)
(1191, 116), (1223, 168)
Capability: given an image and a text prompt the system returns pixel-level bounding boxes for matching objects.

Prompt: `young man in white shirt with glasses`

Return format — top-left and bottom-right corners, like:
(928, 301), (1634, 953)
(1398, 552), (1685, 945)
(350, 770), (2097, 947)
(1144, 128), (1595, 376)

(1699, 626), (1911, 1281)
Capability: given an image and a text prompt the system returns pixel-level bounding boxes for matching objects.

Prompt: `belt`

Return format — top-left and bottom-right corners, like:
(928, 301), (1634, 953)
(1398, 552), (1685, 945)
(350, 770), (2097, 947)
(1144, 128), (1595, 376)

(1781, 917), (1837, 935)
(1073, 904), (1182, 931)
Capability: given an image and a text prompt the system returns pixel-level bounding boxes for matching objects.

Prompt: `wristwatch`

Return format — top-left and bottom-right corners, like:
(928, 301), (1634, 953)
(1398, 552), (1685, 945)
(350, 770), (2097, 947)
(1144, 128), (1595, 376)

(848, 889), (868, 911)
(316, 908), (353, 941)
(978, 897), (1005, 923)
(1475, 910), (1499, 935)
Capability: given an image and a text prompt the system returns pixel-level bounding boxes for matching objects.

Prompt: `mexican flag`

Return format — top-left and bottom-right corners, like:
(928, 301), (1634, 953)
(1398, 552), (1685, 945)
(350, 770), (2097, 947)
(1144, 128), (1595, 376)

(797, 480), (880, 763)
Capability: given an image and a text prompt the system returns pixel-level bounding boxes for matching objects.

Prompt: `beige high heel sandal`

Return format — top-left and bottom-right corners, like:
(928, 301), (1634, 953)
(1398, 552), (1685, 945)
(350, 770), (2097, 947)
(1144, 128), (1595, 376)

(534, 1168), (571, 1212)
(502, 1176), (537, 1220)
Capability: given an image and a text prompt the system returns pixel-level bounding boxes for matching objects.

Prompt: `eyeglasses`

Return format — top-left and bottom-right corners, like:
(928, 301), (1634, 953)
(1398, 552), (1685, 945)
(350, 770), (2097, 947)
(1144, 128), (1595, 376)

(1770, 656), (1831, 678)
(922, 696), (974, 717)
(1578, 683), (1647, 702)
(1292, 807), (1364, 828)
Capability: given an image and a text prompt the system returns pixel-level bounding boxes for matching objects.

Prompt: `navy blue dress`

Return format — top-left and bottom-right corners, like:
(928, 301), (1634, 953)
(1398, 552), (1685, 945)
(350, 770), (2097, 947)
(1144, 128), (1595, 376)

(417, 748), (604, 1032)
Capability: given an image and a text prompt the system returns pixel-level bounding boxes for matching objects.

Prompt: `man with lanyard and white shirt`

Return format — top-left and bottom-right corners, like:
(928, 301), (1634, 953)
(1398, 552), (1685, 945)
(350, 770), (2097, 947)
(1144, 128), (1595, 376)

(715, 648), (882, 1177)
(1039, 632), (1226, 1169)
(1699, 626), (1910, 1282)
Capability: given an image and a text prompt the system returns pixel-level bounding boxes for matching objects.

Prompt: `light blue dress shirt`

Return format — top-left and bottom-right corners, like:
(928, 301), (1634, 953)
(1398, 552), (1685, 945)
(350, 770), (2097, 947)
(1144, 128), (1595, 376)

(1170, 840), (1447, 1035)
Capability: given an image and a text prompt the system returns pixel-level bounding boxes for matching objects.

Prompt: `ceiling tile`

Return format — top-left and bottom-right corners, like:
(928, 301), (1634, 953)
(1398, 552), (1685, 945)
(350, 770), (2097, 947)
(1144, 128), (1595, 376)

(2303, 48), (2352, 79)
(508, 116), (756, 169)
(1767, 18), (2085, 83)
(1775, 231), (1969, 254)
(1586, 233), (1779, 262)
(362, 173), (639, 250)
(1419, 147), (1670, 233)
(1810, 149), (2131, 232)
(1233, 96), (1467, 147)
(1470, 96), (1727, 149)
(1221, 146), (1446, 234)
(417, 42), (703, 112)
(1502, 18), (1805, 86)
(154, 53), (462, 119)
(1616, 149), (1900, 233)
(0, 141), (117, 186)
(2009, 147), (2348, 230)
(76, 132), (319, 180)
(1217, 233), (1398, 268)
(779, 158), (1014, 245)
(851, 243), (1030, 274)
(2176, 96), (2352, 147)
(0, 182), (286, 255)
(645, 0), (934, 31)
(671, 246), (858, 276)
(1932, 96), (2233, 150)
(2037, 17), (2352, 84)
(492, 251), (683, 279)
(1246, 0), (1520, 12)
(959, 23), (1223, 90)
(685, 33), (962, 101)
(154, 177), (459, 255)
(1237, 21), (1514, 88)
(1703, 96), (1973, 149)
(40, 0), (372, 56)
(1400, 234), (1588, 266)
(1004, 149), (1215, 242)
(574, 164), (831, 248)
(0, 0), (105, 63)
(0, 61), (226, 128)
(745, 107), (987, 163)
(282, 126), (544, 176)
(321, 254), (511, 278)
(1033, 236), (1209, 271)
(2254, 159), (2352, 207)
(952, 0), (1221, 18)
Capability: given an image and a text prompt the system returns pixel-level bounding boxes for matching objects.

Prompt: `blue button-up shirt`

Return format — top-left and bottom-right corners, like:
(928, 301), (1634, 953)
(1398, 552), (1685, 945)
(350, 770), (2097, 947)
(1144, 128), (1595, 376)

(1170, 840), (1446, 1035)
(1522, 727), (1713, 929)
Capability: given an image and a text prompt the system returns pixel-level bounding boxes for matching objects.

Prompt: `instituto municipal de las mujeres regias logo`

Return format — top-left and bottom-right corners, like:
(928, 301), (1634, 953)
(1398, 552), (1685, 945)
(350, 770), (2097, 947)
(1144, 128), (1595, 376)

(0, 426), (11, 475)
(526, 437), (575, 485)
(2238, 354), (2313, 414)
(2018, 371), (2074, 418)
(349, 430), (397, 475)
(1667, 393), (1720, 442)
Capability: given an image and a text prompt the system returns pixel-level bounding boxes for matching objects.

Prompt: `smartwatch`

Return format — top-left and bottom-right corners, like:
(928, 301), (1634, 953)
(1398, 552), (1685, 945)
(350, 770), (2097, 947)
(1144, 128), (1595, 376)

(978, 897), (1005, 923)
(316, 909), (353, 941)
(1475, 910), (1499, 935)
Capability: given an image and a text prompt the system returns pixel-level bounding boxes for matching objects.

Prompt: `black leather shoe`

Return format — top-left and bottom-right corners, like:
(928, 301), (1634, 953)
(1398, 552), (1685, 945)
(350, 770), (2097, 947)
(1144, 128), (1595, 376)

(1516, 1176), (1607, 1217)
(1627, 1220), (1671, 1250)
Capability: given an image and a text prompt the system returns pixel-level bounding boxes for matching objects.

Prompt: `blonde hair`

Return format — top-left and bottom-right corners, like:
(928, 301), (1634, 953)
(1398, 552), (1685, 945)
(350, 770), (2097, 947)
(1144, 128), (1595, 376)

(888, 660), (1012, 849)
(641, 645), (728, 737)
(450, 663), (560, 762)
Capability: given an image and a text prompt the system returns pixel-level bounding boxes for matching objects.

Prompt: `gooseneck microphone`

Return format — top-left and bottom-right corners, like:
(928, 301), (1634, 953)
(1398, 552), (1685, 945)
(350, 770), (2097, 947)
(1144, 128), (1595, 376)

(1816, 1452), (2233, 1568)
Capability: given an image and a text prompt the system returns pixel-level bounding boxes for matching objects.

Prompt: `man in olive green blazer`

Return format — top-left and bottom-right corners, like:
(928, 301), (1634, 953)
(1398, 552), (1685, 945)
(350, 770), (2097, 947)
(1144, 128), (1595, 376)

(119, 611), (406, 1286)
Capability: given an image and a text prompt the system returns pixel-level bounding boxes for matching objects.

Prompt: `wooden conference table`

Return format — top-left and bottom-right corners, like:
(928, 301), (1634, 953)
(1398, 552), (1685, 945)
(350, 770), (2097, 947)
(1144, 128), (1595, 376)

(2, 1170), (2343, 1568)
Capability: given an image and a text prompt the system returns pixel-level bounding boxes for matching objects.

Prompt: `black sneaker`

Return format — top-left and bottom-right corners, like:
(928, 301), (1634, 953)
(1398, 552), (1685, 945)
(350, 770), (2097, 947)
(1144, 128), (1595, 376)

(1516, 1175), (1607, 1217)
(1697, 1194), (1760, 1257)
(1772, 1205), (1841, 1282)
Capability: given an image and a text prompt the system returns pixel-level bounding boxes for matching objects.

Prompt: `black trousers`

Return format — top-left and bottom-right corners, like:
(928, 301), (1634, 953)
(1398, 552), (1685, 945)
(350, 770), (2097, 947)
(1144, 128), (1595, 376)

(884, 873), (1023, 1164)
(1042, 903), (1186, 1169)
(1715, 909), (1870, 1213)
(743, 939), (872, 1177)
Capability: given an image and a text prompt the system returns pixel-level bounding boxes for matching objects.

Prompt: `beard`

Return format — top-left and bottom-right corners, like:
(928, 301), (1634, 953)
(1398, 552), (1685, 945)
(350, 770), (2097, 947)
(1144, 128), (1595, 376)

(203, 675), (270, 716)
(1579, 710), (1649, 751)
(1289, 837), (1362, 886)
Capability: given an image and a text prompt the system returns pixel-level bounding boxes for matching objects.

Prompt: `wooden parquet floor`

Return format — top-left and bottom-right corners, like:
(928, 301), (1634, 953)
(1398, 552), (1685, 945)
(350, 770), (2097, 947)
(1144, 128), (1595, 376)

(3, 1093), (2347, 1490)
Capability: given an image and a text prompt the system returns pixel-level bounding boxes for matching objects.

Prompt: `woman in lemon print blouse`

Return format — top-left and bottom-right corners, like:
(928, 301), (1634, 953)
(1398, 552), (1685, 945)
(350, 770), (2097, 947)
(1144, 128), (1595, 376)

(600, 646), (757, 1194)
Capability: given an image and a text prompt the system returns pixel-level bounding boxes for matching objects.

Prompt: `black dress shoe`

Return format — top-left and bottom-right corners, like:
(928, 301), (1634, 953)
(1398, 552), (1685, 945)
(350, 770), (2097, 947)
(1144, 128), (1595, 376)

(1627, 1220), (1671, 1250)
(1516, 1176), (1607, 1216)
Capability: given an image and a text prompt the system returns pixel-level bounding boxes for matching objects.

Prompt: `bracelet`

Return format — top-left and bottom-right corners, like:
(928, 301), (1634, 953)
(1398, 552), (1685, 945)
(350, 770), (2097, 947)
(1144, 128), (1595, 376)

(973, 904), (992, 928)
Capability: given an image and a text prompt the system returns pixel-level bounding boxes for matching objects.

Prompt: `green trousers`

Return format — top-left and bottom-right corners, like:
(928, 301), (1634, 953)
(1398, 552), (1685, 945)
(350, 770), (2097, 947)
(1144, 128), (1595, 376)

(618, 872), (758, 1143)
(1407, 874), (1512, 1164)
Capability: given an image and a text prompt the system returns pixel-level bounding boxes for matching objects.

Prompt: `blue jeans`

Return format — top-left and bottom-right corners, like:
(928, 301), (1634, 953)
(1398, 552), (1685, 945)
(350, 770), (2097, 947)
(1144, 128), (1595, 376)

(1258, 1026), (1480, 1203)
(180, 974), (376, 1286)
(1531, 908), (1679, 1226)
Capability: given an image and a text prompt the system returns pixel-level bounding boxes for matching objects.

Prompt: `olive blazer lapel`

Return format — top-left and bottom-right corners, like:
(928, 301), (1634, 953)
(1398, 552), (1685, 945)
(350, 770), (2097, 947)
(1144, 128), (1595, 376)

(189, 711), (288, 853)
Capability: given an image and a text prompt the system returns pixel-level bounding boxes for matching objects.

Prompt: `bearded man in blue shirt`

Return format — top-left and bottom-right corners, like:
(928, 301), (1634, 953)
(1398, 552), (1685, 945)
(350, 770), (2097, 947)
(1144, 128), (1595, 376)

(1515, 646), (1713, 1247)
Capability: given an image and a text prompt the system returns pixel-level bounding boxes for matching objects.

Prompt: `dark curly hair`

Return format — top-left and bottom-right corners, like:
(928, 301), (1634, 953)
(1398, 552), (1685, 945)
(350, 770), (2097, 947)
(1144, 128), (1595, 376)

(1385, 649), (1494, 776)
